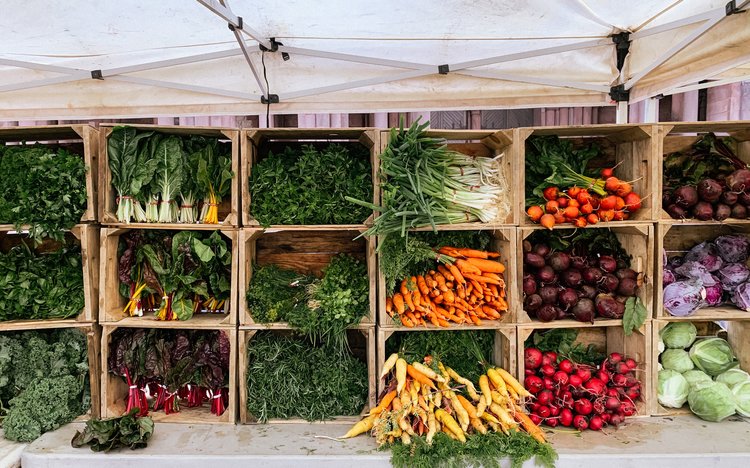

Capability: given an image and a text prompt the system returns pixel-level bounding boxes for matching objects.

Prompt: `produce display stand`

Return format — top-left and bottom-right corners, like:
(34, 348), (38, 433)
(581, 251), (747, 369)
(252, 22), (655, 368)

(0, 125), (99, 223)
(238, 228), (376, 327)
(241, 128), (380, 229)
(238, 326), (376, 424)
(97, 124), (240, 228)
(375, 326), (516, 394)
(0, 224), (99, 327)
(516, 222), (654, 325)
(651, 318), (750, 416)
(99, 323), (237, 424)
(516, 124), (658, 225)
(517, 321), (653, 416)
(98, 226), (238, 326)
(657, 122), (750, 223)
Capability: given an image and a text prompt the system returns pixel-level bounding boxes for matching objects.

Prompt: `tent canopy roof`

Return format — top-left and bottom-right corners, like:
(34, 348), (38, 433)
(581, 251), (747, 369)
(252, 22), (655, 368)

(1, 0), (748, 119)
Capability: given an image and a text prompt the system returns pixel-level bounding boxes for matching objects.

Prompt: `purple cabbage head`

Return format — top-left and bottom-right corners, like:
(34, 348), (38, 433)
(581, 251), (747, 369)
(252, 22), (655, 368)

(705, 283), (723, 306)
(718, 263), (750, 291)
(664, 280), (706, 317)
(732, 282), (750, 312)
(675, 261), (718, 286)
(714, 235), (750, 264)
(684, 242), (723, 272)
(663, 268), (676, 286)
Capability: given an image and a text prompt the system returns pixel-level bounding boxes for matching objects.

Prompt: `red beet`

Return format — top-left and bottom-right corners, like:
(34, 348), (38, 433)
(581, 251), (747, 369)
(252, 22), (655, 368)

(595, 294), (625, 319)
(568, 374), (583, 388)
(576, 367), (592, 382)
(615, 269), (637, 280)
(529, 413), (543, 425)
(559, 359), (574, 374)
(571, 298), (595, 323)
(561, 269), (583, 288)
(610, 414), (624, 426)
(620, 401), (636, 416)
(573, 415), (589, 431)
(666, 204), (687, 219)
(524, 252), (546, 268)
(698, 178), (723, 202)
(583, 378), (606, 396)
(608, 352), (623, 365)
(543, 376), (555, 390)
(524, 375), (543, 394)
(539, 286), (559, 304)
(593, 400), (605, 415)
(715, 203), (732, 221)
(559, 408), (574, 427)
(524, 294), (543, 312)
(597, 369), (610, 385)
(625, 358), (637, 370)
(589, 415), (604, 431)
(522, 274), (538, 296)
(726, 169), (750, 192)
(533, 244), (551, 257)
(537, 390), (553, 406)
(731, 204), (747, 219)
(542, 351), (558, 366)
(549, 405), (560, 417)
(582, 267), (603, 285)
(536, 266), (556, 284)
(617, 277), (637, 296)
(524, 347), (543, 369)
(553, 371), (569, 387)
(540, 364), (556, 377)
(546, 417), (559, 428)
(523, 240), (532, 253)
(605, 396), (621, 411)
(692, 201), (714, 221)
(571, 256), (587, 270)
(598, 256), (617, 273)
(537, 304), (558, 322)
(579, 284), (597, 299)
(559, 288), (579, 309)
(722, 191), (738, 206)
(574, 399), (593, 415)
(612, 373), (628, 387)
(600, 274), (619, 292)
(537, 405), (551, 418)
(741, 191), (750, 206)
(672, 185), (698, 208)
(548, 252), (571, 272)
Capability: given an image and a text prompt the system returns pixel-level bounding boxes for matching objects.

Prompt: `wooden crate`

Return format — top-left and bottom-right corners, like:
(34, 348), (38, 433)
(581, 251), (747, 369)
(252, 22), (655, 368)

(517, 124), (657, 225)
(517, 223), (654, 325)
(99, 227), (238, 326)
(238, 228), (376, 327)
(241, 128), (380, 228)
(656, 221), (750, 320)
(0, 125), (98, 223)
(379, 128), (516, 226)
(518, 321), (653, 417)
(100, 324), (237, 424)
(0, 323), (101, 419)
(658, 122), (750, 223)
(651, 318), (750, 416)
(375, 326), (516, 394)
(0, 224), (98, 328)
(98, 124), (239, 228)
(238, 327), (376, 424)
(377, 226), (517, 328)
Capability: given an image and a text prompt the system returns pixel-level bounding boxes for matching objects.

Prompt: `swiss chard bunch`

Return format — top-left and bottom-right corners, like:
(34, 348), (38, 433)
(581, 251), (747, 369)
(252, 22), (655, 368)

(0, 145), (87, 243)
(250, 143), (372, 225)
(72, 409), (154, 452)
(0, 241), (84, 322)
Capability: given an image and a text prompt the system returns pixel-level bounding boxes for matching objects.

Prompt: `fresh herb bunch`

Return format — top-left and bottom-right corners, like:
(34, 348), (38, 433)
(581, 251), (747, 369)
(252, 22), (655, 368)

(250, 143), (372, 225)
(525, 329), (605, 367)
(245, 264), (314, 323)
(245, 332), (368, 422)
(0, 329), (90, 442)
(72, 409), (154, 452)
(388, 431), (557, 468)
(528, 228), (631, 268)
(525, 135), (600, 206)
(380, 230), (492, 293)
(663, 132), (743, 191)
(0, 145), (87, 243)
(0, 242), (84, 321)
(386, 330), (494, 383)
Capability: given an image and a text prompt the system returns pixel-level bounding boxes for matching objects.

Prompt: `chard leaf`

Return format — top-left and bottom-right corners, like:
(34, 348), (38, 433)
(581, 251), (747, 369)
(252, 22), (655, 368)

(623, 297), (648, 336)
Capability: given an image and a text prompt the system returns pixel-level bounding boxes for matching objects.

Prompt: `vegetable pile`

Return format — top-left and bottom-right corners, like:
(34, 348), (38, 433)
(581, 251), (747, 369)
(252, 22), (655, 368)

(0, 144), (87, 243)
(663, 133), (750, 221)
(0, 329), (90, 442)
(250, 143), (372, 225)
(71, 410), (154, 452)
(384, 245), (508, 328)
(522, 230), (647, 330)
(662, 234), (750, 316)
(343, 354), (555, 468)
(350, 119), (511, 236)
(0, 240), (83, 322)
(245, 332), (368, 422)
(108, 328), (230, 417)
(523, 343), (642, 431)
(657, 322), (749, 421)
(118, 230), (232, 321)
(108, 126), (233, 224)
(246, 254), (369, 347)
(525, 136), (643, 228)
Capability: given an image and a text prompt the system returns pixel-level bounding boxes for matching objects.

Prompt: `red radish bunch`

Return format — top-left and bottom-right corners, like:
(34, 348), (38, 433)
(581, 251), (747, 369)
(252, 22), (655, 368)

(523, 347), (641, 431)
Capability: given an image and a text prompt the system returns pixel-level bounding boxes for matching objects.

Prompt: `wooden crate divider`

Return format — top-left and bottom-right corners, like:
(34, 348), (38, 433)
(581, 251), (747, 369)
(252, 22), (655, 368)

(99, 226), (238, 327)
(379, 128), (516, 226)
(517, 321), (653, 417)
(378, 226), (517, 328)
(100, 325), (237, 424)
(0, 224), (98, 329)
(656, 221), (750, 320)
(657, 121), (750, 223)
(238, 326), (376, 424)
(375, 326), (516, 395)
(516, 124), (657, 225)
(238, 227), (376, 327)
(651, 318), (750, 416)
(98, 124), (239, 228)
(0, 124), (98, 222)
(517, 223), (654, 325)
(241, 128), (380, 228)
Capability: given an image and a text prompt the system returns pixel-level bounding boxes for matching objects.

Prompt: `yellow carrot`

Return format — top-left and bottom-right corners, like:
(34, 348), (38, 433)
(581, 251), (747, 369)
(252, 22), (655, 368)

(426, 410), (437, 444)
(435, 409), (466, 442)
(476, 399), (487, 418)
(495, 367), (533, 398)
(412, 362), (445, 383)
(380, 353), (399, 380)
(479, 375), (492, 407)
(341, 414), (376, 438)
(396, 358), (407, 393)
(470, 417), (488, 434)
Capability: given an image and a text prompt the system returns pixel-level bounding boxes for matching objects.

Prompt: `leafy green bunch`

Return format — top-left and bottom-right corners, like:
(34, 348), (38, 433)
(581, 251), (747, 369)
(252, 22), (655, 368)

(72, 409), (154, 452)
(0, 145), (87, 243)
(250, 143), (373, 225)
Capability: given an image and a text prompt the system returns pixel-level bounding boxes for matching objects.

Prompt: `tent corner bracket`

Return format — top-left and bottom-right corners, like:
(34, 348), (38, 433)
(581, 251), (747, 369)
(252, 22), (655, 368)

(259, 38), (281, 53)
(438, 64), (449, 75)
(261, 94), (279, 104)
(611, 32), (631, 72)
(609, 84), (630, 102)
(725, 1), (743, 15)
(90, 70), (103, 80)
(228, 16), (243, 31)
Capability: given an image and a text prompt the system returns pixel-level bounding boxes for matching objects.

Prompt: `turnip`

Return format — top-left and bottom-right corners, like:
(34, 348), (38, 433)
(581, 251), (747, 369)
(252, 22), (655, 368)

(548, 252), (571, 271)
(672, 185), (698, 208)
(524, 347), (543, 369)
(697, 178), (723, 202)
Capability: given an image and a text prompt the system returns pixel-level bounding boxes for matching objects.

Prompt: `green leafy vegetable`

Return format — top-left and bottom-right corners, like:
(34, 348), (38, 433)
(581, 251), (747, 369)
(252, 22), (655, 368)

(108, 127), (157, 223)
(528, 228), (631, 268)
(526, 329), (605, 367)
(0, 145), (87, 243)
(623, 297), (647, 336)
(245, 264), (313, 323)
(72, 409), (154, 452)
(663, 133), (744, 191)
(152, 136), (184, 223)
(250, 143), (372, 225)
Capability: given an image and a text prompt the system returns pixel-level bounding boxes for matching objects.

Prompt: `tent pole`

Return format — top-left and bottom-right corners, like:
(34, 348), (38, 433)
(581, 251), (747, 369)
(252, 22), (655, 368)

(195, 0), (272, 50)
(616, 102), (629, 124)
(103, 49), (242, 76)
(109, 76), (261, 101)
(278, 69), (435, 101)
(456, 70), (610, 93)
(664, 73), (750, 95)
(643, 98), (659, 123)
(0, 73), (90, 93)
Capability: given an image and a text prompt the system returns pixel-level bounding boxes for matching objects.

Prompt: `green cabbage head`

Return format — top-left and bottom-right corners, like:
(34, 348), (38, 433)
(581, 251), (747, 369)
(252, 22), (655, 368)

(688, 382), (736, 422)
(689, 338), (739, 377)
(658, 369), (689, 408)
(660, 322), (697, 349)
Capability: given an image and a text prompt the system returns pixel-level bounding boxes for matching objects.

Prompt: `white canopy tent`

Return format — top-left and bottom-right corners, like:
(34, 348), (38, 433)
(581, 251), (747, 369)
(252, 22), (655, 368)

(0, 0), (748, 121)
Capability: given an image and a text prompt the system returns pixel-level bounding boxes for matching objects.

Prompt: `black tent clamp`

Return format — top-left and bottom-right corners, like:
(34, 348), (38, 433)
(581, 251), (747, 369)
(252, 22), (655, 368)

(91, 70), (103, 80)
(438, 64), (450, 75)
(609, 84), (630, 102)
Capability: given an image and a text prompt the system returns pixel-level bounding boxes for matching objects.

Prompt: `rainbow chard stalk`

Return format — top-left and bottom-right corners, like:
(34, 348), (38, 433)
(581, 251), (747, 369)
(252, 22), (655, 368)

(108, 127), (157, 223)
(152, 136), (184, 224)
(195, 141), (233, 224)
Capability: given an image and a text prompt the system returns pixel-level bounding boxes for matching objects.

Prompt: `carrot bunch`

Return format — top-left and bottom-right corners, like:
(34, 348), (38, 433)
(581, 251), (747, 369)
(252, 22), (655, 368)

(527, 169), (644, 229)
(385, 247), (508, 328)
(341, 354), (546, 446)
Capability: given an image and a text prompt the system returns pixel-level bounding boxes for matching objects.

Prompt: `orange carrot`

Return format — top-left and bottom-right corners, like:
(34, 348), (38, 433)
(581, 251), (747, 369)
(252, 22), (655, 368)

(482, 272), (502, 282)
(438, 246), (461, 257)
(448, 264), (466, 285)
(437, 317), (450, 327)
(469, 313), (482, 326)
(453, 248), (489, 259)
(466, 258), (505, 274)
(455, 259), (482, 275)
(370, 390), (397, 415)
(407, 365), (436, 389)
(443, 289), (455, 303)
(405, 311), (418, 326)
(464, 273), (502, 286)
(434, 273), (448, 292)
(385, 297), (394, 316)
(438, 265), (454, 282)
(412, 290), (422, 309)
(416, 276), (430, 295)
(456, 284), (466, 300)
(392, 293), (406, 314)
(427, 311), (440, 327)
(433, 295), (444, 304)
(401, 314), (415, 327)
